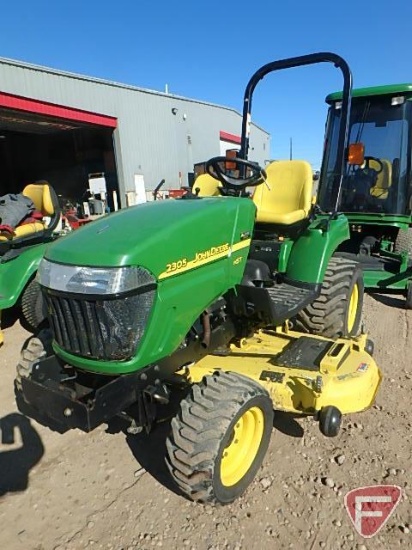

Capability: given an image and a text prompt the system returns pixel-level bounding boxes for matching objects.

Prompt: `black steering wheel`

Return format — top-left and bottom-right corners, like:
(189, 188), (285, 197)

(205, 156), (267, 190)
(362, 156), (384, 174)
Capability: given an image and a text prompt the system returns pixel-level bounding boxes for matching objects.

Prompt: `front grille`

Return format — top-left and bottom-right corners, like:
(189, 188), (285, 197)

(44, 288), (155, 361)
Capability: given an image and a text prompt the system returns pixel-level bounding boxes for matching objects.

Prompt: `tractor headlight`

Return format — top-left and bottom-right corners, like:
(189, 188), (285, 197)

(38, 259), (155, 295)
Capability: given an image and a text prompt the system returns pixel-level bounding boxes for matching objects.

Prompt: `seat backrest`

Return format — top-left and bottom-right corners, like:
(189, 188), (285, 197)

(22, 182), (56, 216)
(252, 160), (313, 224)
(369, 159), (392, 198)
(193, 174), (222, 197)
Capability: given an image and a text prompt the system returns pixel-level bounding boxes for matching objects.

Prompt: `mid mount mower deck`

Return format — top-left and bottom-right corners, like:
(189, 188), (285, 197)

(15, 53), (382, 505)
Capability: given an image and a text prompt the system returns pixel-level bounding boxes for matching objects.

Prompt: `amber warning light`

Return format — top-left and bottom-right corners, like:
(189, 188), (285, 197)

(348, 142), (365, 166)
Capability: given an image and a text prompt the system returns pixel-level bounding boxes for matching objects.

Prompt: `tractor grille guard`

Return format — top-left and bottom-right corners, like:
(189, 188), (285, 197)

(43, 287), (155, 361)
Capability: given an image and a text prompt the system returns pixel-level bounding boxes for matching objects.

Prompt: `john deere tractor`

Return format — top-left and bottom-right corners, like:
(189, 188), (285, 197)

(318, 84), (412, 307)
(15, 53), (381, 505)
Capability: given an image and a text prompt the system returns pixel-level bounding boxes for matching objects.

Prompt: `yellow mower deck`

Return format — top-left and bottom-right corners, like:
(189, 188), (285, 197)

(183, 328), (382, 416)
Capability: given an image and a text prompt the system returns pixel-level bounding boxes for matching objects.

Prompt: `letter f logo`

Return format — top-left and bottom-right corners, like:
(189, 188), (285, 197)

(345, 485), (402, 538)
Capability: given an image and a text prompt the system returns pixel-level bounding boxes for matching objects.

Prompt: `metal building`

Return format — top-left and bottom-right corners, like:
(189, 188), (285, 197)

(0, 58), (270, 209)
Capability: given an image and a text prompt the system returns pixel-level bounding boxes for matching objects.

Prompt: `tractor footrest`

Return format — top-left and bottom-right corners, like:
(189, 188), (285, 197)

(271, 336), (334, 371)
(236, 281), (320, 326)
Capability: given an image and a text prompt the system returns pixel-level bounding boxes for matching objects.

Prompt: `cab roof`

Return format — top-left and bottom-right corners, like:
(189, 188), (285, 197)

(326, 84), (412, 103)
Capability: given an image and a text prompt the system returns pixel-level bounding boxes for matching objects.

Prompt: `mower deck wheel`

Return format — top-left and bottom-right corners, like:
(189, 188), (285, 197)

(365, 338), (374, 356)
(165, 371), (273, 504)
(319, 406), (342, 437)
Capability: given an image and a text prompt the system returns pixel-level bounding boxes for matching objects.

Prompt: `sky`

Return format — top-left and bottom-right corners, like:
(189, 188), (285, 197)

(1, 0), (412, 171)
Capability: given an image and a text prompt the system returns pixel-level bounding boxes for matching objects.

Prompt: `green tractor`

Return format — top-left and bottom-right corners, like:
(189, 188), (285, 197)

(15, 53), (381, 505)
(318, 84), (412, 307)
(0, 182), (61, 345)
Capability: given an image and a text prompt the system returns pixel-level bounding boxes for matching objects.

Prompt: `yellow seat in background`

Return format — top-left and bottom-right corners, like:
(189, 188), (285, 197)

(369, 159), (392, 199)
(192, 174), (222, 197)
(0, 181), (57, 241)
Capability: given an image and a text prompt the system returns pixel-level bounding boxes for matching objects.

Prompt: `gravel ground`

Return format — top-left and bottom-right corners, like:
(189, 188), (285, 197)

(0, 293), (410, 550)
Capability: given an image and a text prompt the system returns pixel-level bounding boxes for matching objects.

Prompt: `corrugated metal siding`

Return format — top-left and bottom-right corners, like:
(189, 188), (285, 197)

(0, 58), (270, 203)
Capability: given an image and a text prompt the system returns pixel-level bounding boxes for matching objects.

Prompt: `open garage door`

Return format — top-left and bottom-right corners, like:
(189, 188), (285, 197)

(0, 92), (119, 212)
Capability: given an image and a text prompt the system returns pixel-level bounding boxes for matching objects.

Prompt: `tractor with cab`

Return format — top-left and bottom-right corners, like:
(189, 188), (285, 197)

(318, 84), (412, 307)
(15, 53), (381, 505)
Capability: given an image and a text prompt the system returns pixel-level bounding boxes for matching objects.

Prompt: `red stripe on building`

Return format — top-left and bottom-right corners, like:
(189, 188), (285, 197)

(0, 92), (117, 128)
(220, 130), (241, 144)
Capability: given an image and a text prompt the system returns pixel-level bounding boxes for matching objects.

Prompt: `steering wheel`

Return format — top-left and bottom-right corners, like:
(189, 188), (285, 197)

(205, 156), (267, 190)
(362, 156), (384, 174)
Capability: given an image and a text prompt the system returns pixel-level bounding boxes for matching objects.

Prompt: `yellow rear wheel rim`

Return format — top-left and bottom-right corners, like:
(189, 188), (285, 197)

(347, 283), (359, 333)
(220, 406), (264, 487)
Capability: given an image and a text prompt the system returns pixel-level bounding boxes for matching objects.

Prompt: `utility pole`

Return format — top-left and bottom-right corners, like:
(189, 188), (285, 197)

(289, 137), (293, 160)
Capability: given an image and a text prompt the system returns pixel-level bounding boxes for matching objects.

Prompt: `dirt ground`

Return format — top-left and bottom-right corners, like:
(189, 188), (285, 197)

(0, 293), (410, 550)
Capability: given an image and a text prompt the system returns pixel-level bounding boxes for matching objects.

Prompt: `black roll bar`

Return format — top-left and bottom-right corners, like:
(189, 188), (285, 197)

(239, 52), (352, 213)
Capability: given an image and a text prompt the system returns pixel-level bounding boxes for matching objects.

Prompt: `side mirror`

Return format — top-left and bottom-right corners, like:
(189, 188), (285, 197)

(348, 143), (365, 166)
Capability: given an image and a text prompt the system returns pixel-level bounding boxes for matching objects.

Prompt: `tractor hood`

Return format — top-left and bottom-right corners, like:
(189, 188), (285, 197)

(44, 197), (256, 279)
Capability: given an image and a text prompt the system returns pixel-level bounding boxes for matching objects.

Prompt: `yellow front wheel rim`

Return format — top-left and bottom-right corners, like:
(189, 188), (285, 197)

(347, 283), (359, 333)
(220, 406), (264, 487)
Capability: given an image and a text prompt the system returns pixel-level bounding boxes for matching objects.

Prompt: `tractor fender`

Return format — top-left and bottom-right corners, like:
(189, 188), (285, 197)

(0, 244), (47, 310)
(285, 214), (350, 284)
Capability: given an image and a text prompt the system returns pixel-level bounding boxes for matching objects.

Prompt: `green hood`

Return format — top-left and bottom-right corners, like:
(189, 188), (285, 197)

(45, 198), (256, 279)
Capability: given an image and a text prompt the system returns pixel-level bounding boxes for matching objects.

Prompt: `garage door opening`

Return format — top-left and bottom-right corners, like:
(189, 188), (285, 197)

(0, 94), (119, 212)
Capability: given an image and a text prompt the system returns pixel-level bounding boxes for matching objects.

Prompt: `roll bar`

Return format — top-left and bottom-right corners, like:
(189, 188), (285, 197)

(239, 52), (352, 213)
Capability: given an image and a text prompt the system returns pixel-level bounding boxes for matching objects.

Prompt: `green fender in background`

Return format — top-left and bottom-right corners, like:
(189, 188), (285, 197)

(0, 243), (47, 310)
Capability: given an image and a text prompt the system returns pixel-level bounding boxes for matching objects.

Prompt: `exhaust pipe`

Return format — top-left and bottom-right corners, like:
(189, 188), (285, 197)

(201, 311), (211, 348)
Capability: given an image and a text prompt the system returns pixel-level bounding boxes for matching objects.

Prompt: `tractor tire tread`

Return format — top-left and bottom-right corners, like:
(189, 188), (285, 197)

(20, 279), (46, 332)
(15, 329), (53, 387)
(394, 228), (412, 256)
(165, 371), (272, 504)
(295, 257), (363, 338)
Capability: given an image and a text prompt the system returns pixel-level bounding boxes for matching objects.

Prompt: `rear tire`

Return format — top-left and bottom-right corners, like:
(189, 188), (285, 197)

(166, 371), (273, 504)
(20, 279), (46, 332)
(295, 257), (364, 338)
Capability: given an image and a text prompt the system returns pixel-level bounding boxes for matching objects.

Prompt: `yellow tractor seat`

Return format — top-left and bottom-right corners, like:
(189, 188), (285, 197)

(193, 174), (222, 197)
(0, 181), (60, 242)
(252, 160), (313, 225)
(369, 159), (392, 199)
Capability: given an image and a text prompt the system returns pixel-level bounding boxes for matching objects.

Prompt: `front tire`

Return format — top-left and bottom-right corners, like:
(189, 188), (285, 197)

(405, 283), (412, 310)
(394, 228), (412, 256)
(16, 328), (53, 389)
(394, 230), (412, 309)
(20, 279), (46, 332)
(295, 257), (364, 338)
(166, 371), (273, 504)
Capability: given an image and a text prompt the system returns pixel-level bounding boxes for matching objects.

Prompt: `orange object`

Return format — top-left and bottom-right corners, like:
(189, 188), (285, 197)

(348, 142), (365, 165)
